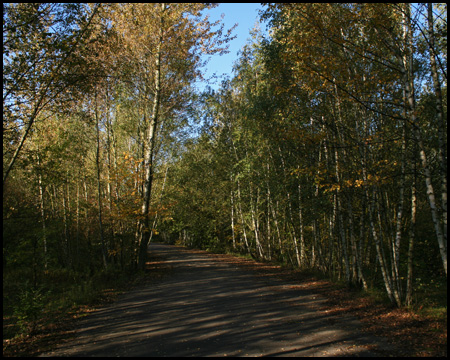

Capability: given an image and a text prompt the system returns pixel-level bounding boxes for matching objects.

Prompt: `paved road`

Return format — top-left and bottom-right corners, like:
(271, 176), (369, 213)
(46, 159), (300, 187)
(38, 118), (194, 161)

(42, 244), (395, 357)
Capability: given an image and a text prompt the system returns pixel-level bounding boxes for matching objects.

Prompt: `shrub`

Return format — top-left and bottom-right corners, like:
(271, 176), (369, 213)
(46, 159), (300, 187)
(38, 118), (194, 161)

(13, 283), (50, 334)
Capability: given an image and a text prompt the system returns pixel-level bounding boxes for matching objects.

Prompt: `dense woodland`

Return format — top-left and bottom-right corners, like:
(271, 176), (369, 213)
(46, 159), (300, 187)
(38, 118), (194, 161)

(3, 3), (447, 338)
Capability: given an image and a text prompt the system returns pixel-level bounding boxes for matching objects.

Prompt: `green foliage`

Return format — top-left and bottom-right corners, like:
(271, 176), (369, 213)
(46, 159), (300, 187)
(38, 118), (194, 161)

(3, 263), (140, 340)
(13, 283), (51, 334)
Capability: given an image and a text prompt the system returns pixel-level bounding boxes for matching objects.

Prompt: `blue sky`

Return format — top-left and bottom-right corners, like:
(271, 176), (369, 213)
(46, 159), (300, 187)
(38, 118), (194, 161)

(196, 3), (267, 91)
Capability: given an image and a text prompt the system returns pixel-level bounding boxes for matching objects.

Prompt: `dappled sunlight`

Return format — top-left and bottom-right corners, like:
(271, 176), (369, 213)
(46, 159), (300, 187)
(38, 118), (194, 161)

(43, 244), (394, 357)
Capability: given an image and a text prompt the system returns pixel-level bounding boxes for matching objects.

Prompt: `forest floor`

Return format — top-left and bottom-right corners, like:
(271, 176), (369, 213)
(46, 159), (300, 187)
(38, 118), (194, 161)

(3, 243), (447, 357)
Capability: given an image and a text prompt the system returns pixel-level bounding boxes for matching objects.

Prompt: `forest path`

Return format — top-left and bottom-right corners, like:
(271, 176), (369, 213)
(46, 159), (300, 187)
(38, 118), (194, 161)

(42, 243), (395, 357)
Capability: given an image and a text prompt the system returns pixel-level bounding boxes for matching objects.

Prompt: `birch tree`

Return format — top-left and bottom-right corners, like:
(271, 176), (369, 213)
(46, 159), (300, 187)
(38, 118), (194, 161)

(109, 3), (235, 268)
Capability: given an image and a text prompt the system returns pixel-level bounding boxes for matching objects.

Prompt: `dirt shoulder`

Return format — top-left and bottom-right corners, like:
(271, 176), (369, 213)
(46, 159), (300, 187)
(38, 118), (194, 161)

(207, 250), (447, 357)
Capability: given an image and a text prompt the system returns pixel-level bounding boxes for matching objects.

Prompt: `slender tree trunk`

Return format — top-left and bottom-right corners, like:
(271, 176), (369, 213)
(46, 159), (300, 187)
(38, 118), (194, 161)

(277, 146), (301, 267)
(348, 197), (367, 289)
(62, 183), (71, 268)
(329, 196), (336, 277)
(427, 3), (447, 253)
(105, 87), (116, 262)
(270, 198), (283, 257)
(231, 186), (236, 250)
(337, 193), (350, 283)
(95, 91), (108, 270)
(37, 151), (48, 270)
(312, 144), (323, 270)
(376, 192), (402, 306)
(137, 3), (165, 270)
(75, 178), (80, 268)
(149, 162), (169, 243)
(401, 6), (446, 275)
(236, 179), (250, 253)
(250, 184), (263, 259)
(369, 189), (398, 305)
(298, 183), (306, 265)
(333, 83), (350, 283)
(405, 158), (417, 306)
(267, 149), (283, 257)
(288, 192), (301, 268)
(229, 126), (250, 254)
(392, 116), (407, 302)
(82, 178), (93, 272)
(266, 173), (272, 260)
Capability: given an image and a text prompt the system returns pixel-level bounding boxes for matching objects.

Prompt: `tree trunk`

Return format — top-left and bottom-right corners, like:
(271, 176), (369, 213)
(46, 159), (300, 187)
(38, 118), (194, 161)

(401, 5), (446, 275)
(37, 151), (48, 270)
(62, 183), (71, 268)
(250, 183), (263, 259)
(298, 183), (306, 266)
(75, 177), (80, 268)
(231, 186), (236, 250)
(369, 189), (398, 306)
(137, 3), (165, 270)
(149, 162), (169, 243)
(95, 90), (108, 270)
(405, 159), (417, 306)
(392, 115), (407, 302)
(236, 179), (250, 253)
(427, 3), (447, 256)
(266, 171), (272, 260)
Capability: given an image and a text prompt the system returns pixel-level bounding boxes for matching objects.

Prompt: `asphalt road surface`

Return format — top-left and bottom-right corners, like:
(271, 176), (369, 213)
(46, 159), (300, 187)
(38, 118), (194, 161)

(42, 243), (396, 357)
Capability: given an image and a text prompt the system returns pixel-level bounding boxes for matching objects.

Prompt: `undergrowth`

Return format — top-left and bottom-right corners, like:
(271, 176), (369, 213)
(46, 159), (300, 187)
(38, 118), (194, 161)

(3, 266), (142, 343)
